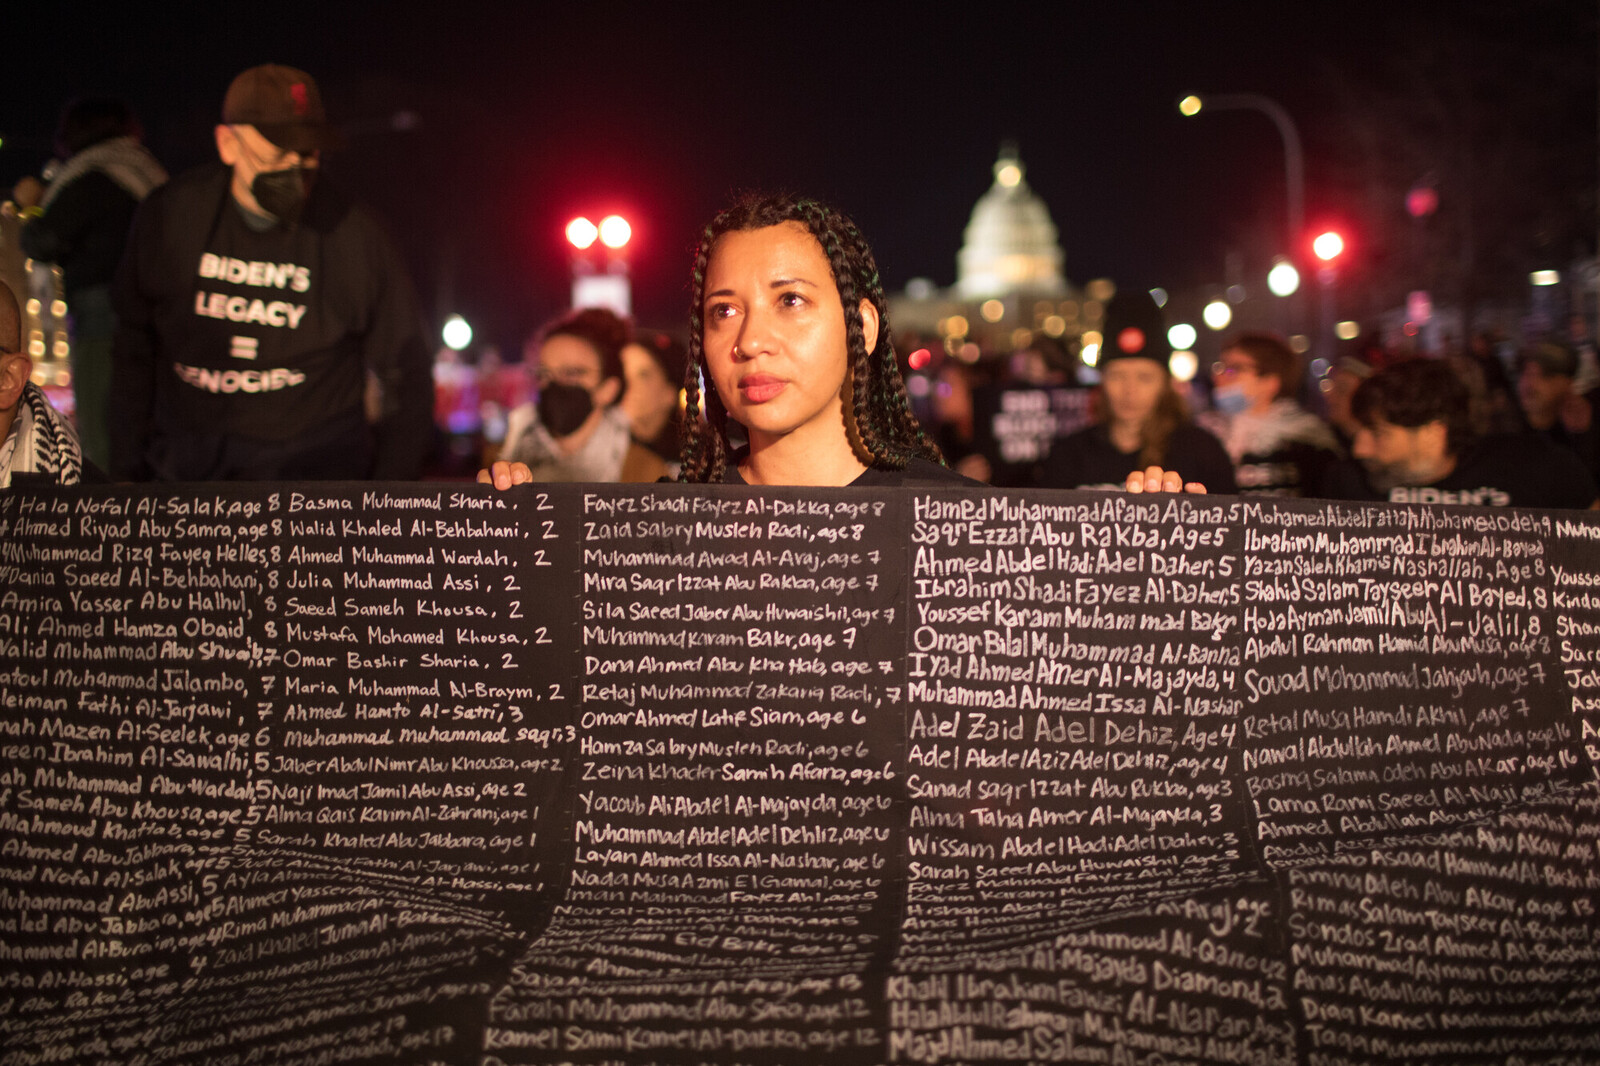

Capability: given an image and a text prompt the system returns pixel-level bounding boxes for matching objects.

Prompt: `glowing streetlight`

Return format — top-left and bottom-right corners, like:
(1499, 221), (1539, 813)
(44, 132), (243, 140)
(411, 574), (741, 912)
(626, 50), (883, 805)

(1180, 92), (1305, 273)
(441, 314), (472, 351)
(566, 217), (598, 250)
(567, 213), (634, 315)
(1169, 350), (1199, 382)
(599, 214), (632, 249)
(1202, 299), (1232, 331)
(1267, 259), (1300, 297)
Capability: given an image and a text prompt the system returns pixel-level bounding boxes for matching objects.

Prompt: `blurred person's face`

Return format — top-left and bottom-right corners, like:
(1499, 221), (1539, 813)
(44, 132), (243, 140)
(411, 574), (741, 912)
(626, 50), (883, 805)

(533, 334), (619, 439)
(1213, 348), (1278, 411)
(1101, 358), (1166, 430)
(0, 284), (27, 443)
(1325, 369), (1363, 429)
(701, 222), (876, 453)
(536, 336), (609, 394)
(1517, 362), (1572, 427)
(1351, 416), (1449, 491)
(620, 343), (678, 432)
(215, 124), (318, 220)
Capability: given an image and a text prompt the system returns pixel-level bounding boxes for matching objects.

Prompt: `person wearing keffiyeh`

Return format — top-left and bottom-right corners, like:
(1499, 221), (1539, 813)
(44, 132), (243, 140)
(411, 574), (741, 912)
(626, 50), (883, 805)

(0, 280), (85, 488)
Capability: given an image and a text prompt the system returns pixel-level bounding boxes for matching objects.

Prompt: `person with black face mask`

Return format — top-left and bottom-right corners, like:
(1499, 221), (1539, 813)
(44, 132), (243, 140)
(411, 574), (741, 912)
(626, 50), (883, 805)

(108, 64), (433, 481)
(498, 308), (668, 484)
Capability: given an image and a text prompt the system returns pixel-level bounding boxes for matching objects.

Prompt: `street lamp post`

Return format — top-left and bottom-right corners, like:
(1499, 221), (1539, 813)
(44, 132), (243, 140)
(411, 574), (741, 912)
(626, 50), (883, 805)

(1179, 93), (1305, 254)
(1313, 231), (1345, 363)
(566, 214), (632, 315)
(1180, 93), (1306, 338)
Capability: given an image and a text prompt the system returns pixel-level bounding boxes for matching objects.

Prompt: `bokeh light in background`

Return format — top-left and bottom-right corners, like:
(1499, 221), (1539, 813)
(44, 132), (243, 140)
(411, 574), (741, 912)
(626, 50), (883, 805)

(1267, 260), (1300, 296)
(1080, 329), (1103, 367)
(1167, 323), (1197, 350)
(907, 347), (931, 370)
(598, 215), (632, 249)
(1169, 350), (1199, 382)
(442, 314), (473, 351)
(1312, 231), (1344, 261)
(980, 299), (1005, 323)
(1148, 287), (1168, 308)
(1335, 320), (1360, 340)
(565, 217), (598, 249)
(1086, 279), (1116, 302)
(1202, 299), (1232, 331)
(1531, 270), (1560, 286)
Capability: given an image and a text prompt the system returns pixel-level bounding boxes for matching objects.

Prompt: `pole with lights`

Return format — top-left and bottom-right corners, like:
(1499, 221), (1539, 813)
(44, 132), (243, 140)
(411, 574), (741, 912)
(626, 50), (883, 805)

(566, 214), (633, 315)
(1180, 92), (1306, 335)
(1312, 230), (1344, 363)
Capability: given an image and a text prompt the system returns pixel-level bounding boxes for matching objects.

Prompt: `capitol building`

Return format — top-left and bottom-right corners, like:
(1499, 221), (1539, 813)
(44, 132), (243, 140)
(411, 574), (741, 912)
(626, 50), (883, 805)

(890, 146), (1107, 368)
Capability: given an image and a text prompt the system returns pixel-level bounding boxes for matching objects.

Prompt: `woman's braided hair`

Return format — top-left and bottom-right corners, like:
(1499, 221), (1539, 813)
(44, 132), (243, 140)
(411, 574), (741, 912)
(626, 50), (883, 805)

(679, 193), (944, 483)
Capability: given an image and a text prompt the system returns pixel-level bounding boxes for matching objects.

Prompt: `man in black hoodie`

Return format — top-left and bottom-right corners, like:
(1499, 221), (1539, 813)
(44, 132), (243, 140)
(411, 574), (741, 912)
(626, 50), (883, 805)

(110, 65), (431, 481)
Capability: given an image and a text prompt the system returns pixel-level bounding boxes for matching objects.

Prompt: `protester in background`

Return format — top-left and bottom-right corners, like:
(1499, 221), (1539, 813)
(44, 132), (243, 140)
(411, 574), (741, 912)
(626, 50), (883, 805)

(501, 307), (666, 483)
(111, 64), (432, 481)
(1462, 329), (1526, 435)
(1200, 332), (1339, 496)
(1516, 340), (1599, 480)
(620, 330), (686, 470)
(1038, 289), (1235, 493)
(1322, 357), (1598, 509)
(12, 97), (166, 470)
(0, 280), (87, 487)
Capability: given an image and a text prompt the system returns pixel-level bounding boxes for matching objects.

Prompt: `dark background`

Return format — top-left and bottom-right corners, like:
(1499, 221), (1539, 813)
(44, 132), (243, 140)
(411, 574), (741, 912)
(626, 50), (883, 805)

(7, 0), (1595, 349)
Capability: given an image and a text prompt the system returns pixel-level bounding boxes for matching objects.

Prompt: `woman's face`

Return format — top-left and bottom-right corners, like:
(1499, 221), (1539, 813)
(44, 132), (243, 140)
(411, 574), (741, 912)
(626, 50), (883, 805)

(1101, 357), (1167, 428)
(701, 221), (875, 452)
(620, 343), (678, 430)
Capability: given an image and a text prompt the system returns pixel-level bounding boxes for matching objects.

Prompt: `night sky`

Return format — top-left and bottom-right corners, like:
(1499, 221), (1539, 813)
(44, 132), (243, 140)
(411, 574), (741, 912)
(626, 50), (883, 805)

(8, 1), (1596, 351)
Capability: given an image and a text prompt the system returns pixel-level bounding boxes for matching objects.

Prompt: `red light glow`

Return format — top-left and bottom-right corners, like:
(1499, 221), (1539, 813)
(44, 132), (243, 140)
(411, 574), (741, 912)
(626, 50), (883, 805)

(566, 217), (598, 250)
(908, 348), (932, 370)
(1312, 231), (1345, 262)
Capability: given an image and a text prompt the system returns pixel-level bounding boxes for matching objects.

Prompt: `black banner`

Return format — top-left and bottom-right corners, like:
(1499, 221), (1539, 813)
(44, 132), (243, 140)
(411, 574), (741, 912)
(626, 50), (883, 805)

(2, 483), (1598, 1065)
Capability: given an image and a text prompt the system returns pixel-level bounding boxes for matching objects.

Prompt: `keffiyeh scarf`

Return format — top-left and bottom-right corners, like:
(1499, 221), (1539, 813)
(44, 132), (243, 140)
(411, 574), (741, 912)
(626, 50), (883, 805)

(41, 136), (167, 208)
(0, 383), (84, 487)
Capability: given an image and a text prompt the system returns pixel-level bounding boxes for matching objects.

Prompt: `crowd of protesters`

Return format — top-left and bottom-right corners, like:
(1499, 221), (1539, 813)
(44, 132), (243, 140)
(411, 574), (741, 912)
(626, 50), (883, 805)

(4, 67), (1596, 508)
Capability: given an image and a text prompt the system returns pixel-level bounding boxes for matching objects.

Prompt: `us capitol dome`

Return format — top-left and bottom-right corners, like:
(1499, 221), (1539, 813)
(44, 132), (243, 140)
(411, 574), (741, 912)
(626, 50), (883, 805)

(890, 146), (1091, 362)
(956, 147), (1069, 299)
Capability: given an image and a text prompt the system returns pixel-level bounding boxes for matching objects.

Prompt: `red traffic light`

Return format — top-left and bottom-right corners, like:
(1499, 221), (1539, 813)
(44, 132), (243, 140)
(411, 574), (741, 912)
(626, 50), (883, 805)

(566, 217), (599, 250)
(1312, 231), (1345, 262)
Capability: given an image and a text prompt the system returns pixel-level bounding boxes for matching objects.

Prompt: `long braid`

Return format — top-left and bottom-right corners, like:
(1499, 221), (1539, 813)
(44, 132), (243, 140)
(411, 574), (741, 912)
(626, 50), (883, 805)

(681, 223), (724, 482)
(678, 192), (945, 482)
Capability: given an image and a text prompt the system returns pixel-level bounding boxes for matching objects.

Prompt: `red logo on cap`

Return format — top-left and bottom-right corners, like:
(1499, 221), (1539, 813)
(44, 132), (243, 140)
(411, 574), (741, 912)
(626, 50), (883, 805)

(290, 82), (309, 117)
(1118, 327), (1145, 354)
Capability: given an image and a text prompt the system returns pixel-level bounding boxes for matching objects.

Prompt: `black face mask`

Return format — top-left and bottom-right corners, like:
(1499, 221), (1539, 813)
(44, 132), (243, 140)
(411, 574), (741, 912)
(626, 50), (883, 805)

(251, 166), (313, 227)
(538, 382), (595, 438)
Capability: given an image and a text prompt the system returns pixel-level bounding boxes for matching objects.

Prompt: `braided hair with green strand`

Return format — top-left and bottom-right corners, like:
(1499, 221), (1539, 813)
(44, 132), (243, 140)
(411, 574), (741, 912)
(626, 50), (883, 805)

(679, 193), (944, 483)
